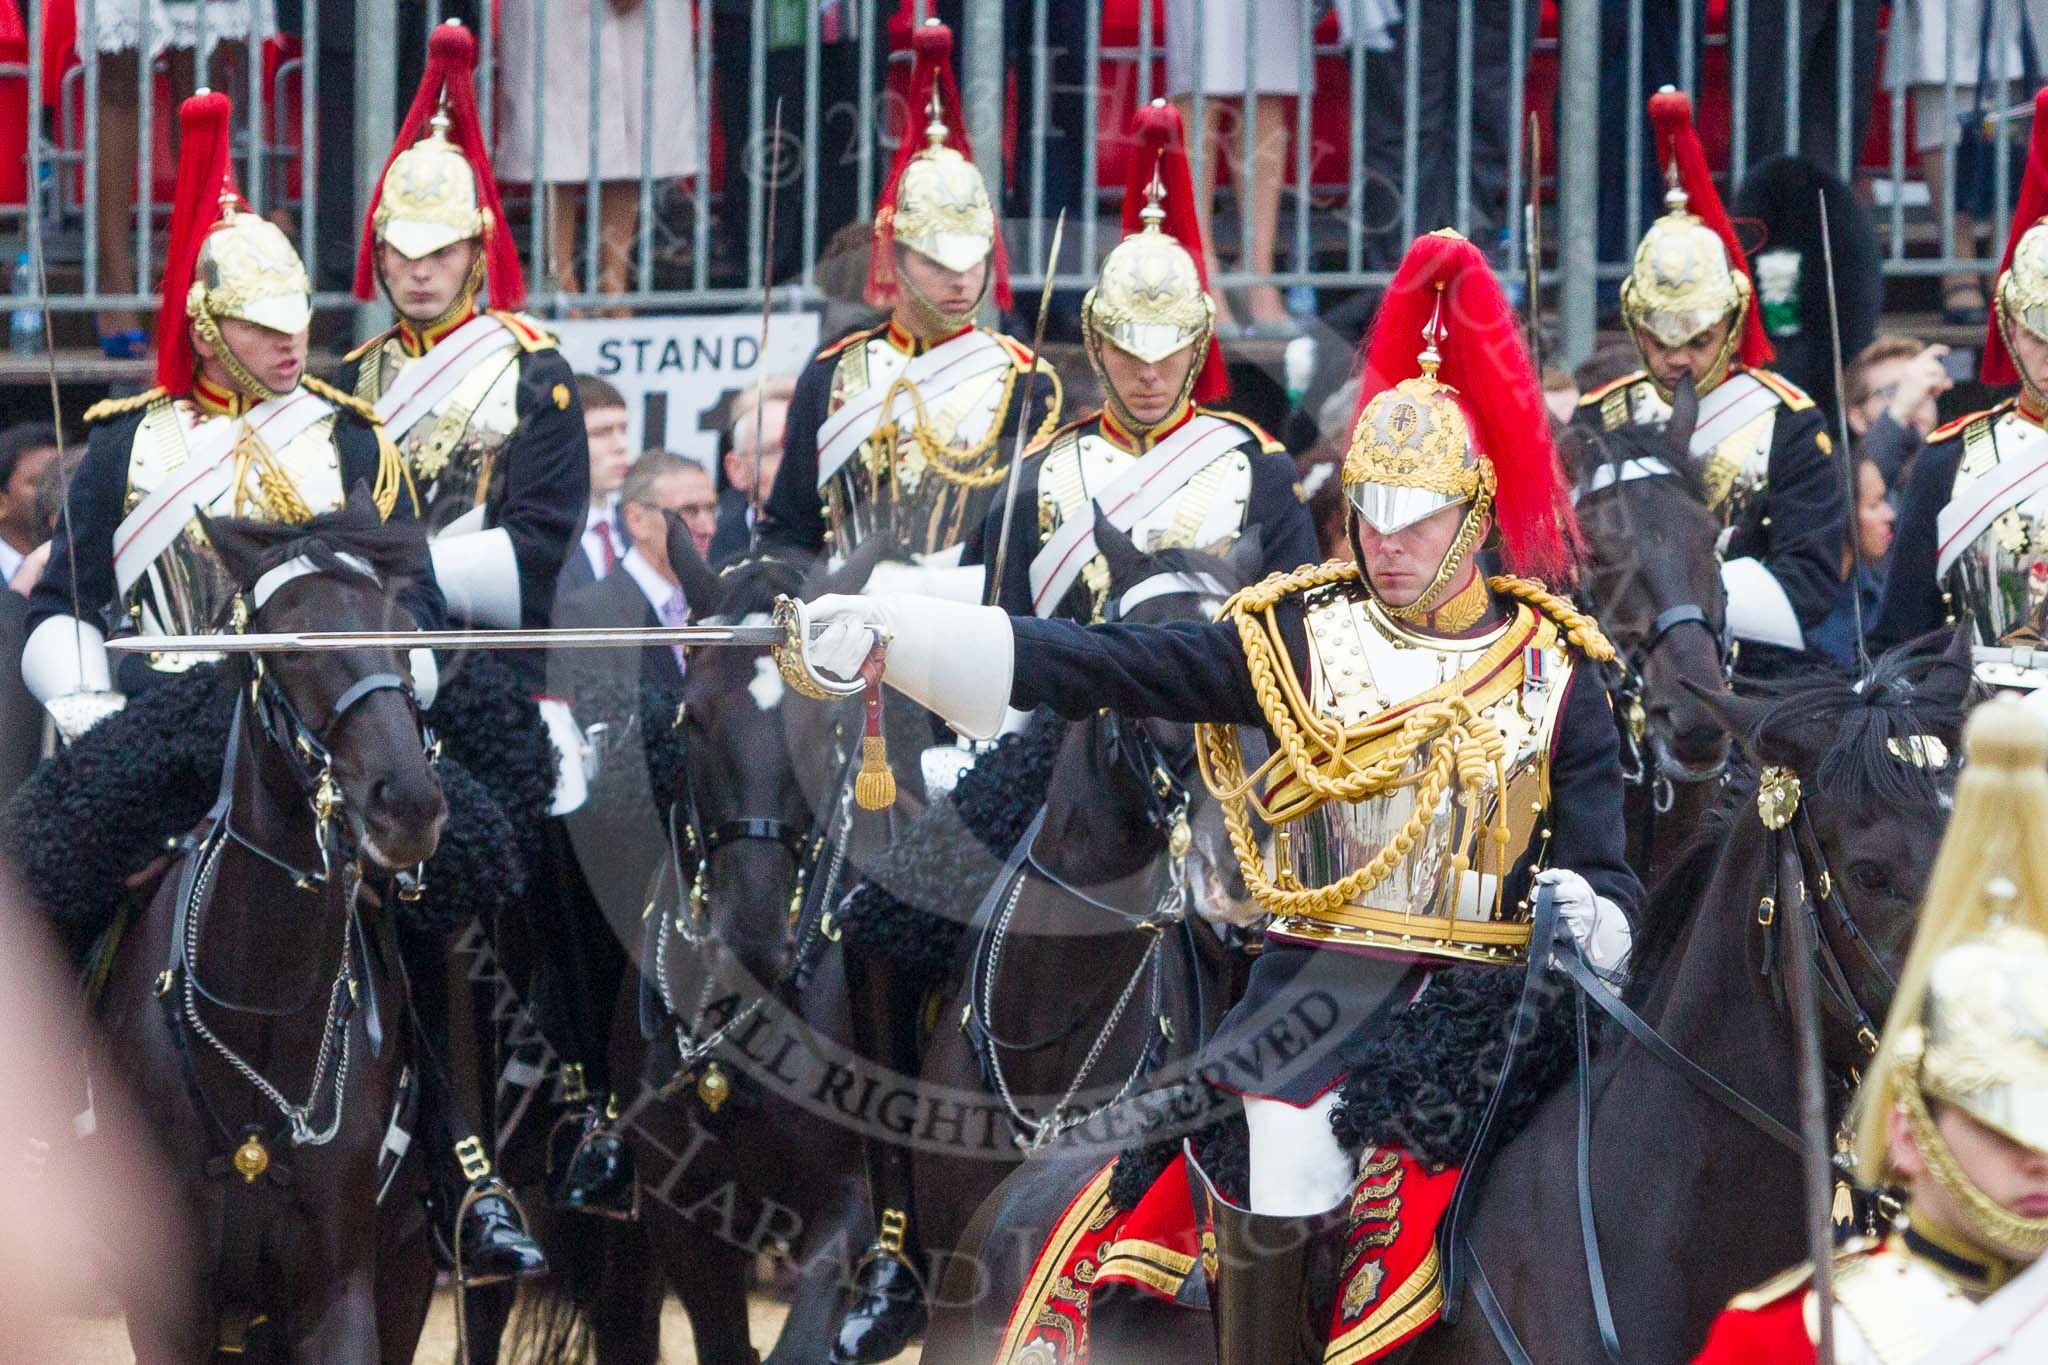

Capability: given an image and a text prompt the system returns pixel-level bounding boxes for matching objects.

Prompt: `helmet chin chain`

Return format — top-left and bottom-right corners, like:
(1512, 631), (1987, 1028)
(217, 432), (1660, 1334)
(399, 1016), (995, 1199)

(191, 308), (290, 403)
(1631, 298), (1747, 402)
(1898, 1067), (2048, 1261)
(1995, 298), (2048, 414)
(382, 243), (487, 337)
(1352, 487), (1494, 626)
(1081, 310), (1210, 442)
(895, 251), (990, 339)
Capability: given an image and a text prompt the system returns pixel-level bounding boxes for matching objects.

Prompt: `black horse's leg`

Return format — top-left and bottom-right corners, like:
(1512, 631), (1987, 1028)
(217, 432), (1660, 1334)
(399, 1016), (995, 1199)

(645, 1201), (760, 1365)
(590, 1218), (667, 1365)
(285, 1263), (380, 1365)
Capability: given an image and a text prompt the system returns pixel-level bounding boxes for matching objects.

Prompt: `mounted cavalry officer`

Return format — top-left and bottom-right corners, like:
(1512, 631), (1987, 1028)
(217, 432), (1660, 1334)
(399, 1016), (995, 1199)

(344, 19), (591, 1272)
(1695, 700), (2048, 1363)
(758, 17), (1061, 586)
(822, 98), (1322, 1365)
(1877, 89), (2048, 695)
(789, 229), (1642, 1364)
(24, 89), (438, 735)
(1576, 88), (1845, 675)
(979, 98), (1319, 621)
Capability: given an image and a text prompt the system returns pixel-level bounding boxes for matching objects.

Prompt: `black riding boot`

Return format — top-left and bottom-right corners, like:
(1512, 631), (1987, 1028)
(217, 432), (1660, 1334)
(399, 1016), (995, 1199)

(548, 1066), (639, 1219)
(1188, 1142), (1348, 1365)
(831, 944), (929, 1365)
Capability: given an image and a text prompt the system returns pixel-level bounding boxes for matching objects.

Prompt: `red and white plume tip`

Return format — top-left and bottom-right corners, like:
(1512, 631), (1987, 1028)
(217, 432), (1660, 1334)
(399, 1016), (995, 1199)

(1354, 231), (1582, 585)
(1983, 86), (2048, 385)
(1647, 87), (1774, 369)
(156, 90), (240, 395)
(866, 19), (1013, 312)
(353, 20), (525, 310)
(1122, 99), (1228, 403)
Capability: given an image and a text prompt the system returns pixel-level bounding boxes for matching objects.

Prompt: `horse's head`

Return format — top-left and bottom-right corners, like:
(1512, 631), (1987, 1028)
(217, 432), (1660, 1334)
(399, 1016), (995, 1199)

(1692, 630), (1972, 1049)
(669, 515), (819, 990)
(207, 486), (446, 871)
(1072, 510), (1262, 924)
(1566, 385), (1730, 776)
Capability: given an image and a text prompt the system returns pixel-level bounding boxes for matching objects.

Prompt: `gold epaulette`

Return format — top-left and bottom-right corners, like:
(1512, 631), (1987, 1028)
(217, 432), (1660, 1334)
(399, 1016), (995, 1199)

(1025, 412), (1093, 461)
(301, 374), (379, 423)
(82, 386), (168, 425)
(815, 325), (878, 362)
(1748, 367), (1816, 412)
(994, 332), (1040, 369)
(1726, 1237), (1881, 1312)
(1202, 407), (1287, 454)
(1578, 371), (1648, 431)
(1491, 575), (1615, 662)
(342, 328), (397, 364)
(1927, 399), (2009, 446)
(490, 310), (557, 353)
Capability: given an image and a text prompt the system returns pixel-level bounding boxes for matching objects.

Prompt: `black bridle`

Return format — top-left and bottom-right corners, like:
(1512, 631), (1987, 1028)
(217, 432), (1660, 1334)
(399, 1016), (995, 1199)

(1456, 769), (1903, 1365)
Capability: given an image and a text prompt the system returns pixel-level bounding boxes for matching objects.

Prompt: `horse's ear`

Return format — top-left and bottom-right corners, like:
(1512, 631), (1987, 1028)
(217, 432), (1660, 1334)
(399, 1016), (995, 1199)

(342, 480), (382, 525)
(1224, 526), (1265, 590)
(1908, 625), (1979, 718)
(1092, 504), (1152, 599)
(1665, 375), (1699, 452)
(663, 509), (724, 619)
(1681, 676), (1784, 765)
(199, 509), (263, 590)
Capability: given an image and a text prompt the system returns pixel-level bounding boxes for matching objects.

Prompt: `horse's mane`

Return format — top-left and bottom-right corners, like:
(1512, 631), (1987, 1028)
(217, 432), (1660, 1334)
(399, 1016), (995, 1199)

(709, 554), (807, 622)
(205, 498), (430, 589)
(1625, 643), (1968, 997)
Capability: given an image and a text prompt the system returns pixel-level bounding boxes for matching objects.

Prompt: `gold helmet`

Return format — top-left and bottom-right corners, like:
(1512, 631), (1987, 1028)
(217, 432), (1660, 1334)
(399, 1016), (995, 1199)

(1342, 229), (1578, 604)
(1985, 89), (2048, 399)
(867, 20), (1009, 322)
(1853, 699), (2048, 1259)
(355, 21), (523, 317)
(1081, 101), (1225, 434)
(157, 90), (312, 399)
(1620, 88), (1773, 396)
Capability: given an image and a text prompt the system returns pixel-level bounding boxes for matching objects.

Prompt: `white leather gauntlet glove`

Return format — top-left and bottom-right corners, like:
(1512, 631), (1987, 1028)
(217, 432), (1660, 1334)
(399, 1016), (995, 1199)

(798, 592), (1015, 740)
(1535, 867), (1632, 979)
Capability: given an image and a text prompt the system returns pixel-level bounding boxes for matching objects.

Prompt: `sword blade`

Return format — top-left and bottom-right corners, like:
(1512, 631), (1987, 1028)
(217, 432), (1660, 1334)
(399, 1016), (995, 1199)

(106, 625), (789, 654)
(987, 209), (1067, 608)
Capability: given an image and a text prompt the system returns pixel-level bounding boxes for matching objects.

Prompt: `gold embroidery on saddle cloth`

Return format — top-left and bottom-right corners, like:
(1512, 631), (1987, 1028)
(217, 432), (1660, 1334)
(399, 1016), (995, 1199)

(1196, 564), (1613, 963)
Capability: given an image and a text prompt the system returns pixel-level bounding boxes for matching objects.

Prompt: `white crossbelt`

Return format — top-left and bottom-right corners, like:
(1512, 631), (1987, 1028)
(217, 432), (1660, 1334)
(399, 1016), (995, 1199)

(1687, 372), (1776, 458)
(1937, 416), (2048, 579)
(1026, 414), (1239, 617)
(370, 312), (518, 437)
(112, 387), (333, 597)
(814, 328), (1011, 486)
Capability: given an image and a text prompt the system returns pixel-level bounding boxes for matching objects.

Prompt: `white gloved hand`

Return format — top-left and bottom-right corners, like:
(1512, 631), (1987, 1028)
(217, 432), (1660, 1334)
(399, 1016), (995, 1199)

(795, 591), (1015, 740)
(803, 593), (900, 686)
(1535, 867), (1632, 978)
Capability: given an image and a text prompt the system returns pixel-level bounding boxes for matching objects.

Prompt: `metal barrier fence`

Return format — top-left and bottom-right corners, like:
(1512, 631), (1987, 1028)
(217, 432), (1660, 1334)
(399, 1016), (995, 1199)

(0, 1), (2031, 367)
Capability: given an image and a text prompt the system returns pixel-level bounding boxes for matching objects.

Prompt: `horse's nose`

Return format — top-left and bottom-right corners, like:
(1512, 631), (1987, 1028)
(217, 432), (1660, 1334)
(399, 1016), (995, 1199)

(368, 767), (447, 855)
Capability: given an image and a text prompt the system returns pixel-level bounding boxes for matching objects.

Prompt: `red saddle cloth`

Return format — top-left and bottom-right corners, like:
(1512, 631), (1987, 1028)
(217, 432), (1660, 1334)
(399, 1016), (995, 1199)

(994, 1145), (1460, 1364)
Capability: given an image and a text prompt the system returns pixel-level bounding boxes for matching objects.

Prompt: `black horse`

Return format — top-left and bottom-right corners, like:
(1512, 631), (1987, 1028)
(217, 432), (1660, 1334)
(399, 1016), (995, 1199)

(95, 497), (446, 1362)
(1565, 386), (1733, 888)
(924, 634), (1970, 1364)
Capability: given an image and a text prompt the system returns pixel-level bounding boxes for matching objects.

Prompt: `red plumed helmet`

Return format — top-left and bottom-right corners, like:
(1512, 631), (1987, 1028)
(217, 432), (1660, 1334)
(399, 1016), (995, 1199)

(1104, 98), (1227, 404)
(354, 19), (524, 310)
(1983, 86), (2048, 385)
(156, 90), (239, 394)
(1346, 230), (1580, 585)
(867, 20), (1011, 312)
(1640, 87), (1773, 369)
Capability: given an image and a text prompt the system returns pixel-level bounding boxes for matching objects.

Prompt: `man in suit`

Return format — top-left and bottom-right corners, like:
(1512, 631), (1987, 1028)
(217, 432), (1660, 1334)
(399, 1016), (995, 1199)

(709, 377), (792, 566)
(554, 450), (706, 695)
(558, 374), (633, 599)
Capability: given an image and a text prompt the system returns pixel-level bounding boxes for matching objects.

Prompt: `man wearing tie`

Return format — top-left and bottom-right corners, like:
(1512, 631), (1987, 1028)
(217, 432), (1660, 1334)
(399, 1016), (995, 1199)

(554, 450), (707, 694)
(560, 374), (633, 595)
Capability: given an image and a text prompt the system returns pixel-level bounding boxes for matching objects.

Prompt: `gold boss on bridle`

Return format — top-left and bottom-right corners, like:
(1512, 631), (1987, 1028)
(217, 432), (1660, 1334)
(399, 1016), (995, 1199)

(1082, 166), (1215, 438)
(1619, 171), (1749, 398)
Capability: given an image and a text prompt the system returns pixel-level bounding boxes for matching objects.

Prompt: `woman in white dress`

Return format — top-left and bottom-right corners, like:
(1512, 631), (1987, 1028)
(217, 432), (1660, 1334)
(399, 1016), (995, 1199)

(1886, 0), (2048, 323)
(1165, 0), (1312, 334)
(83, 0), (277, 354)
(494, 0), (700, 304)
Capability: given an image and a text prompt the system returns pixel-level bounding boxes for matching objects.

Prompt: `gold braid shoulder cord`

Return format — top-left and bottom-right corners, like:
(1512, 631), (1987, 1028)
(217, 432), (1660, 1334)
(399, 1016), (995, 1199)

(1195, 564), (1615, 922)
(869, 346), (1063, 492)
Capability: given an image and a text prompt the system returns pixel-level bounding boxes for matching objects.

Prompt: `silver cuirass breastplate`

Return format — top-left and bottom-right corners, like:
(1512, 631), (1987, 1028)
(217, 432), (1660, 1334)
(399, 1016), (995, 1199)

(359, 338), (522, 529)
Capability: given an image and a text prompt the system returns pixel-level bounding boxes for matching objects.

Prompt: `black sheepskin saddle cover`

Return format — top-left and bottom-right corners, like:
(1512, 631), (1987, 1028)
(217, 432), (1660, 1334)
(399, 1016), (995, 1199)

(1329, 963), (1577, 1169)
(837, 716), (1066, 986)
(3, 662), (529, 966)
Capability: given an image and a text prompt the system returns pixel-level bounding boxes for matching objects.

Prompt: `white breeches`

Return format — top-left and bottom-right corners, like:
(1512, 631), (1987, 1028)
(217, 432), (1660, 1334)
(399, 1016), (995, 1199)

(1245, 1091), (1353, 1216)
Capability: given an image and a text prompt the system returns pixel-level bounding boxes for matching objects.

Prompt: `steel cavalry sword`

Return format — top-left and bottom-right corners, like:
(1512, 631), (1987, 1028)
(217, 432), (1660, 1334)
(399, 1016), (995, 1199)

(986, 209), (1067, 608)
(106, 623), (789, 653)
